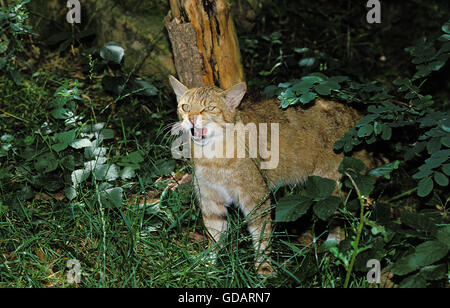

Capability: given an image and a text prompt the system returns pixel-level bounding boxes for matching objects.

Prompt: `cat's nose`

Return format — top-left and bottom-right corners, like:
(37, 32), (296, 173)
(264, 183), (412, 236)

(189, 116), (196, 125)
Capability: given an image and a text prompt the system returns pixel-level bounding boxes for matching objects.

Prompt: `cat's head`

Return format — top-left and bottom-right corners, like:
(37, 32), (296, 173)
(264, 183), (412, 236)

(168, 75), (246, 145)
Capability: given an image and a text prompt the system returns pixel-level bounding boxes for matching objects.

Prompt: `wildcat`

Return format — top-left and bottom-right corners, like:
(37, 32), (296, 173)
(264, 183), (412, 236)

(168, 75), (374, 275)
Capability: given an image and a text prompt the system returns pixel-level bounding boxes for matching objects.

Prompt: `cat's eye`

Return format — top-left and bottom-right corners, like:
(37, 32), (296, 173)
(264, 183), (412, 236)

(181, 104), (190, 112)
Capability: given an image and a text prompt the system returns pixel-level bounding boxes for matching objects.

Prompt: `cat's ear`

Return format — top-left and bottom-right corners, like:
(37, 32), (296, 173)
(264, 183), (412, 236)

(222, 82), (247, 111)
(168, 75), (188, 102)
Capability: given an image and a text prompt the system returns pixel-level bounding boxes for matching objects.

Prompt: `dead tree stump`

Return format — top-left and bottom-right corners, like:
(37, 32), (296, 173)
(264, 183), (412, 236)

(164, 0), (245, 89)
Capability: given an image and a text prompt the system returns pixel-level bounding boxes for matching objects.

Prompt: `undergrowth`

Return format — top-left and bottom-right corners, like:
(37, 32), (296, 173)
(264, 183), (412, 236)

(1, 0), (449, 288)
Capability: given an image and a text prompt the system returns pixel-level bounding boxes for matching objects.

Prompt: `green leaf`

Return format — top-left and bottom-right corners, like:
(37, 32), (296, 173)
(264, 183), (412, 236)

(313, 196), (341, 221)
(64, 186), (77, 201)
(52, 142), (68, 152)
(381, 125), (392, 140)
(298, 57), (315, 67)
(434, 171), (448, 186)
(50, 107), (72, 120)
(368, 160), (399, 179)
(60, 155), (75, 170)
(70, 138), (92, 149)
(305, 176), (336, 200)
(399, 273), (427, 288)
(130, 80), (158, 97)
(357, 124), (374, 138)
(292, 80), (315, 93)
(442, 21), (450, 34)
(98, 128), (115, 140)
(314, 83), (331, 96)
(443, 163), (450, 175)
(338, 157), (366, 174)
(441, 136), (450, 147)
(154, 159), (176, 176)
(401, 212), (438, 233)
(423, 151), (448, 169)
(427, 137), (441, 154)
(419, 264), (447, 281)
(274, 195), (313, 222)
(417, 177), (434, 197)
(71, 169), (90, 186)
(93, 164), (119, 181)
(99, 187), (123, 208)
(299, 92), (316, 104)
(122, 151), (144, 164)
(301, 74), (326, 83)
(415, 240), (448, 266)
(34, 152), (58, 173)
(120, 166), (136, 180)
(100, 42), (124, 64)
(436, 225), (450, 248)
(392, 240), (448, 275)
(55, 129), (76, 144)
(354, 174), (377, 196)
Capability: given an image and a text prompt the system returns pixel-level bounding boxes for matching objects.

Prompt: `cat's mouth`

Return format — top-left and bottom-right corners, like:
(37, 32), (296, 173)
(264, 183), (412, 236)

(190, 126), (210, 145)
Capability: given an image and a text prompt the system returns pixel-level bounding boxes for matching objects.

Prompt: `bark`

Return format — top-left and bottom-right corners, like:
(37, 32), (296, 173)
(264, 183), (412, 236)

(164, 0), (245, 89)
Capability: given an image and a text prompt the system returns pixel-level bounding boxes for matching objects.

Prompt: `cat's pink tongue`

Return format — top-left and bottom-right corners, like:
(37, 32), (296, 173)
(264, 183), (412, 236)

(193, 127), (208, 139)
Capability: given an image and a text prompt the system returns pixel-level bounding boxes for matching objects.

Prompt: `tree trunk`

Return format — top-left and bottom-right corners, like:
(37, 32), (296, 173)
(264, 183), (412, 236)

(164, 0), (245, 90)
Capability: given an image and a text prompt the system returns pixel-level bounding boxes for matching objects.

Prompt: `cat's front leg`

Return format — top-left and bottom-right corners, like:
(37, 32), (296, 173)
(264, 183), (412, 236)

(241, 197), (274, 276)
(200, 197), (228, 248)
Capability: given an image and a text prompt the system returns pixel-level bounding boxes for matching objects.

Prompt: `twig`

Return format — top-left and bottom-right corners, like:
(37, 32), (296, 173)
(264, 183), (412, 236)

(0, 107), (28, 123)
